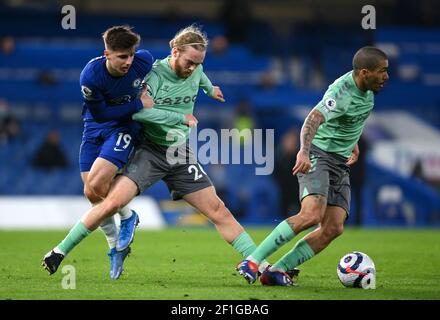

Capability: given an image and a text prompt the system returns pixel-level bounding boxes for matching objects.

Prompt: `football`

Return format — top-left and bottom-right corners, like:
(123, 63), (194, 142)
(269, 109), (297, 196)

(337, 251), (376, 289)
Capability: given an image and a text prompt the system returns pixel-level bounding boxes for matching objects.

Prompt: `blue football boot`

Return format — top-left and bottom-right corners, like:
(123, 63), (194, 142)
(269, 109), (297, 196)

(236, 259), (259, 284)
(116, 210), (140, 252)
(108, 246), (131, 280)
(260, 268), (297, 286)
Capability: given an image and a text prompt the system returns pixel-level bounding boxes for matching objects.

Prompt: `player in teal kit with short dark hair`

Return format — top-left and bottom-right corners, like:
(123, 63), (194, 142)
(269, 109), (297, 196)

(237, 46), (389, 286)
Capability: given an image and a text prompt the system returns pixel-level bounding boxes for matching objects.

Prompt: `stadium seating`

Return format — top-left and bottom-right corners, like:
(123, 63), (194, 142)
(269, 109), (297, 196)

(1, 12), (440, 226)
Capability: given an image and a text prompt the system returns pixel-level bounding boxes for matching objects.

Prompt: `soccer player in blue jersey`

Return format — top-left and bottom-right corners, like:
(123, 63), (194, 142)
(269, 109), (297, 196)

(74, 26), (191, 279)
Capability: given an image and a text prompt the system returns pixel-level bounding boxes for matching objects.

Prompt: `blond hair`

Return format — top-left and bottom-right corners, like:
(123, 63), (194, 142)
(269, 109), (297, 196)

(169, 24), (208, 52)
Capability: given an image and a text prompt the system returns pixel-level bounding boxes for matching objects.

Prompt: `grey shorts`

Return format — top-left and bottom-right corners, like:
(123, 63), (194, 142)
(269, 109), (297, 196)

(122, 140), (212, 200)
(297, 144), (351, 214)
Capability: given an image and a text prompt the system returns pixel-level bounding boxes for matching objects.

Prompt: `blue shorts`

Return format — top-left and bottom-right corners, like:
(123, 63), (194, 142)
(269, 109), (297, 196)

(79, 125), (136, 173)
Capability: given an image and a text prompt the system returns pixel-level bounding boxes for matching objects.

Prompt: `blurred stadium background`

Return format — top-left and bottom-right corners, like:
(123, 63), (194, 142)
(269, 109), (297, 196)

(1, 0), (440, 229)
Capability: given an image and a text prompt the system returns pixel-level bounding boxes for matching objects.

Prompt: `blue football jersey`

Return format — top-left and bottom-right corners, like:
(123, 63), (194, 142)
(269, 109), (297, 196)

(79, 49), (153, 129)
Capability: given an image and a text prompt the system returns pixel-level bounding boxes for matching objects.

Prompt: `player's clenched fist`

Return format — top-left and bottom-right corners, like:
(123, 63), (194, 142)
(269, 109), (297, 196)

(292, 149), (311, 175)
(184, 114), (198, 128)
(140, 89), (154, 108)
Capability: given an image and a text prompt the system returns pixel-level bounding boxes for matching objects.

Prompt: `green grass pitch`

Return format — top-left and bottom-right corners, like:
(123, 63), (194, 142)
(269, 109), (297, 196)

(0, 227), (439, 300)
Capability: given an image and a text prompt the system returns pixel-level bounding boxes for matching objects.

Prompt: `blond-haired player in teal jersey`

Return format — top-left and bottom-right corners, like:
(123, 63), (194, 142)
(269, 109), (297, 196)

(237, 46), (389, 286)
(42, 25), (271, 277)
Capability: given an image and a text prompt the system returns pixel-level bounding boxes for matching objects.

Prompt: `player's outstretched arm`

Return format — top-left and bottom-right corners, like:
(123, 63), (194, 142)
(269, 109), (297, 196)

(211, 86), (225, 102)
(86, 99), (143, 123)
(132, 110), (197, 127)
(81, 69), (145, 123)
(200, 71), (225, 102)
(292, 109), (325, 175)
(133, 89), (197, 127)
(132, 108), (186, 126)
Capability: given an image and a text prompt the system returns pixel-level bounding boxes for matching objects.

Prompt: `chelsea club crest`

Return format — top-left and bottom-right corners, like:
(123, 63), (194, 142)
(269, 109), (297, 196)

(132, 78), (142, 88)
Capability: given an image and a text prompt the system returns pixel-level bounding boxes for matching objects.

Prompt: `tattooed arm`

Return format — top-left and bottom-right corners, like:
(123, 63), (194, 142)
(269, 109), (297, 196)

(292, 109), (325, 175)
(299, 109), (325, 155)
